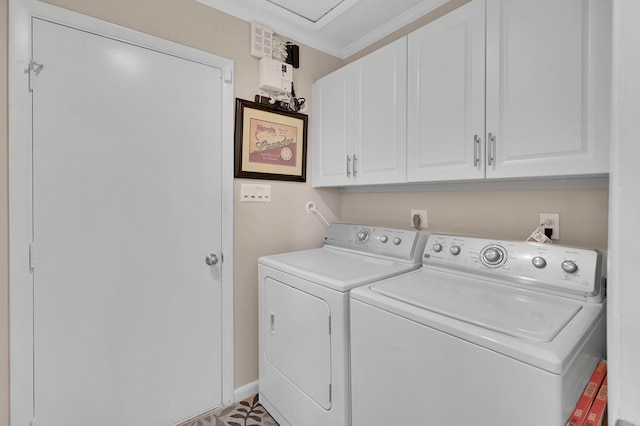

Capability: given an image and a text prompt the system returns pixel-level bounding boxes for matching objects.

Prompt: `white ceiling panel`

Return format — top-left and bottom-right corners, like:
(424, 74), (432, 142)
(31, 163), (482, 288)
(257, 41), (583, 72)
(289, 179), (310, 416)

(266, 0), (347, 23)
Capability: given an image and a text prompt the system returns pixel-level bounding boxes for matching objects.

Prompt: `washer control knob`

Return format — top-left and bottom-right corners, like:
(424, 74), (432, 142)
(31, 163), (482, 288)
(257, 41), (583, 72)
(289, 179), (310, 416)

(393, 237), (402, 245)
(450, 245), (461, 255)
(532, 256), (547, 269)
(356, 230), (370, 244)
(433, 243), (443, 252)
(380, 235), (388, 243)
(483, 247), (503, 264)
(562, 260), (578, 274)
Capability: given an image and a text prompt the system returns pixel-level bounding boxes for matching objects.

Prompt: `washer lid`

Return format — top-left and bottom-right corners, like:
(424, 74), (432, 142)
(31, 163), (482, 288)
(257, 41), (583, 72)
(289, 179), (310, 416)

(370, 270), (582, 342)
(259, 247), (421, 292)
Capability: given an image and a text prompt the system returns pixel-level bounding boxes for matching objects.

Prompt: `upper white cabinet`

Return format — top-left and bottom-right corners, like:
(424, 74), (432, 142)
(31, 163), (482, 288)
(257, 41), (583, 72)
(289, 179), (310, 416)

(407, 0), (611, 182)
(485, 0), (611, 178)
(407, 0), (486, 182)
(312, 38), (407, 187)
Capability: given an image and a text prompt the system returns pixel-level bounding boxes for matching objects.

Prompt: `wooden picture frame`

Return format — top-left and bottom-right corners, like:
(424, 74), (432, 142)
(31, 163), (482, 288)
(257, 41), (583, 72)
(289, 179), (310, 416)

(234, 98), (308, 182)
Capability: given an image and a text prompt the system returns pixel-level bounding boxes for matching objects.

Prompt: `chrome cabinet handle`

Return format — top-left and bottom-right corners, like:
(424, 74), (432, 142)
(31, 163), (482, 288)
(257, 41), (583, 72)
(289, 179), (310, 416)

(353, 155), (357, 177)
(205, 253), (219, 265)
(487, 133), (496, 166)
(346, 156), (351, 177)
(474, 135), (481, 167)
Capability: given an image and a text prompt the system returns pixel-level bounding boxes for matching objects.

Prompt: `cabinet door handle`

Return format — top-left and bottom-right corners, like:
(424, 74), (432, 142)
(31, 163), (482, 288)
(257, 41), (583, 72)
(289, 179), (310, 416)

(353, 155), (358, 178)
(474, 135), (481, 167)
(346, 155), (351, 177)
(487, 133), (496, 166)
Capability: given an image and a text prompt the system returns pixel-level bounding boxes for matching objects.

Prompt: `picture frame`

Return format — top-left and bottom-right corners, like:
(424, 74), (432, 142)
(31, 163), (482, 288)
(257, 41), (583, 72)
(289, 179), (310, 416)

(234, 98), (308, 182)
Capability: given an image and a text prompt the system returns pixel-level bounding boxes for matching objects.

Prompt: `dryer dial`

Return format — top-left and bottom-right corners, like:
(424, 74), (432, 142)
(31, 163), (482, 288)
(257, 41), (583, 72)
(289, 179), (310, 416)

(356, 229), (370, 244)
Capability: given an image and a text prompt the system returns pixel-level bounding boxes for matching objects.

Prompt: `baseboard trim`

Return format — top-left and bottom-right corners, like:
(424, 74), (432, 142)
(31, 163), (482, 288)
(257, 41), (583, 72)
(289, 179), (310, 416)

(233, 380), (259, 403)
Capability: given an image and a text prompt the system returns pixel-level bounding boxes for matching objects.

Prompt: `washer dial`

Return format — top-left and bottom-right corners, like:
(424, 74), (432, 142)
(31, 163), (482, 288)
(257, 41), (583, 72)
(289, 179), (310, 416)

(480, 245), (507, 268)
(562, 260), (578, 273)
(532, 256), (547, 269)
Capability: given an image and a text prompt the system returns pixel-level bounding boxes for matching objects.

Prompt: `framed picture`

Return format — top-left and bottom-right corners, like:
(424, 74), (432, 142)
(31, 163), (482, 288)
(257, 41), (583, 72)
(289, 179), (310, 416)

(234, 98), (308, 182)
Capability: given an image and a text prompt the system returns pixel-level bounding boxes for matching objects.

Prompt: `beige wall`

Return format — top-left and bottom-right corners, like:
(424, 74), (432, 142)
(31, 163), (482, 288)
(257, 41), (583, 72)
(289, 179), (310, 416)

(0, 0), (610, 423)
(341, 189), (609, 255)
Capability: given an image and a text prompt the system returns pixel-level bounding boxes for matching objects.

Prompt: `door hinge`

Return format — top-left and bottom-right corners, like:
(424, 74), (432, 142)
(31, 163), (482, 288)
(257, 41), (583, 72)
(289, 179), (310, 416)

(223, 68), (232, 84)
(26, 60), (44, 92)
(29, 242), (36, 269)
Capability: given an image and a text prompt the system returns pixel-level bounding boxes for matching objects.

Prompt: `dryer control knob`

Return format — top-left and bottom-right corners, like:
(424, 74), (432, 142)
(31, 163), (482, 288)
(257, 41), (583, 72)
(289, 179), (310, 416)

(562, 260), (578, 274)
(450, 245), (461, 255)
(356, 230), (370, 244)
(380, 235), (388, 243)
(433, 243), (443, 252)
(393, 237), (402, 245)
(532, 256), (547, 269)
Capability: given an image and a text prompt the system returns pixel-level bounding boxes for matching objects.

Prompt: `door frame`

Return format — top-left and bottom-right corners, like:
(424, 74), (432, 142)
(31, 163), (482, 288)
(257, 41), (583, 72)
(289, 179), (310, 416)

(8, 0), (235, 423)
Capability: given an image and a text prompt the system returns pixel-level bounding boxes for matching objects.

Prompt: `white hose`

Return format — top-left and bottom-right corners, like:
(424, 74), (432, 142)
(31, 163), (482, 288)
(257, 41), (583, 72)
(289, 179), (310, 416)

(306, 201), (330, 227)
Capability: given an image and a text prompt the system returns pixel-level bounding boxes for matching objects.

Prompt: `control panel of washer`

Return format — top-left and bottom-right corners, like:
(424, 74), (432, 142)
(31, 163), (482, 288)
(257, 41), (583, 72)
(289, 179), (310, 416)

(324, 223), (426, 263)
(423, 233), (603, 300)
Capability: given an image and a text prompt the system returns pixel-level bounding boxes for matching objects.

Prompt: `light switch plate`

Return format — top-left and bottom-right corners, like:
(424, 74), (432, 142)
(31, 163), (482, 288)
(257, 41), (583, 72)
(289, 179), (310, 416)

(241, 183), (272, 202)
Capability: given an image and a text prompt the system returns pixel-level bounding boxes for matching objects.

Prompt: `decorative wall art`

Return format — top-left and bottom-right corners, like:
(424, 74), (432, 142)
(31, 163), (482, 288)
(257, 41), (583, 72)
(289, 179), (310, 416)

(234, 98), (308, 182)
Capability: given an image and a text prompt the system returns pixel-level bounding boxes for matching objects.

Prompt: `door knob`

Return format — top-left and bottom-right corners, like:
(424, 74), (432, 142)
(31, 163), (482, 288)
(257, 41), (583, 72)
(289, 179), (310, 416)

(205, 253), (219, 266)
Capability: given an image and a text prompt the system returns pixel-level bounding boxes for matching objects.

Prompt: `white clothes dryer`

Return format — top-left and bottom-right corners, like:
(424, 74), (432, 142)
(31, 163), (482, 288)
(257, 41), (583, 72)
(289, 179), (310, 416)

(350, 233), (606, 426)
(258, 223), (426, 426)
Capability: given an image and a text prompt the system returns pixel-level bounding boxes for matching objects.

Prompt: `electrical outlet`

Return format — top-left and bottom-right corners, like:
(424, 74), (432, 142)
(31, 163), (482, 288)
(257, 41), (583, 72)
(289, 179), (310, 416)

(410, 210), (428, 229)
(539, 213), (560, 240)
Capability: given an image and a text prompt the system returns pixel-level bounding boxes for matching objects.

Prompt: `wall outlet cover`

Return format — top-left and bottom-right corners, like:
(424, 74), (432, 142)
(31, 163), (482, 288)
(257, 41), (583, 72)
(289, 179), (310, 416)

(410, 209), (428, 229)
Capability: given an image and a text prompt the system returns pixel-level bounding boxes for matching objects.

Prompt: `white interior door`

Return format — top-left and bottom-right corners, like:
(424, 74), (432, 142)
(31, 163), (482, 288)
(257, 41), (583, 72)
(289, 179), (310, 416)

(31, 18), (223, 425)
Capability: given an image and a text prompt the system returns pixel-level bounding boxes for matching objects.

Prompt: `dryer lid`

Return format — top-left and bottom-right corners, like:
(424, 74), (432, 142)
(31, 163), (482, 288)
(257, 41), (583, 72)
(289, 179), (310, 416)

(260, 247), (421, 292)
(370, 269), (583, 342)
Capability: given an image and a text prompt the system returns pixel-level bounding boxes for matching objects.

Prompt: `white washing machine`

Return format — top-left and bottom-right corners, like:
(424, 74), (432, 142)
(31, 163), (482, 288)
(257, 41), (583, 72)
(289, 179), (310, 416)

(350, 233), (606, 426)
(258, 223), (427, 426)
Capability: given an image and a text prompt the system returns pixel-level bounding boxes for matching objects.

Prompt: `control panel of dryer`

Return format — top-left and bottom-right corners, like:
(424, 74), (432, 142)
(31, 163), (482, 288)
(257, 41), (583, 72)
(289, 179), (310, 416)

(324, 223), (426, 263)
(423, 234), (604, 301)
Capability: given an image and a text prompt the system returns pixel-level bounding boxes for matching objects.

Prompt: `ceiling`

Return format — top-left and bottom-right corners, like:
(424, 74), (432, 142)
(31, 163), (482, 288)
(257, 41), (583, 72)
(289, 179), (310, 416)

(195, 0), (450, 59)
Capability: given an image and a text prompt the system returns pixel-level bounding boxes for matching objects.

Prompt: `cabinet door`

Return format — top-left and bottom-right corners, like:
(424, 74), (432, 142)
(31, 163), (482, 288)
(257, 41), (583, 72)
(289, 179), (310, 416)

(352, 37), (408, 185)
(485, 0), (611, 179)
(407, 0), (486, 182)
(312, 66), (353, 187)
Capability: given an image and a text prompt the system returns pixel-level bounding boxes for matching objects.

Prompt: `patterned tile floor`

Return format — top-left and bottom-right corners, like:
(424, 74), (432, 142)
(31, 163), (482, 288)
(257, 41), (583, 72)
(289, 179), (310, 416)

(179, 394), (278, 426)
